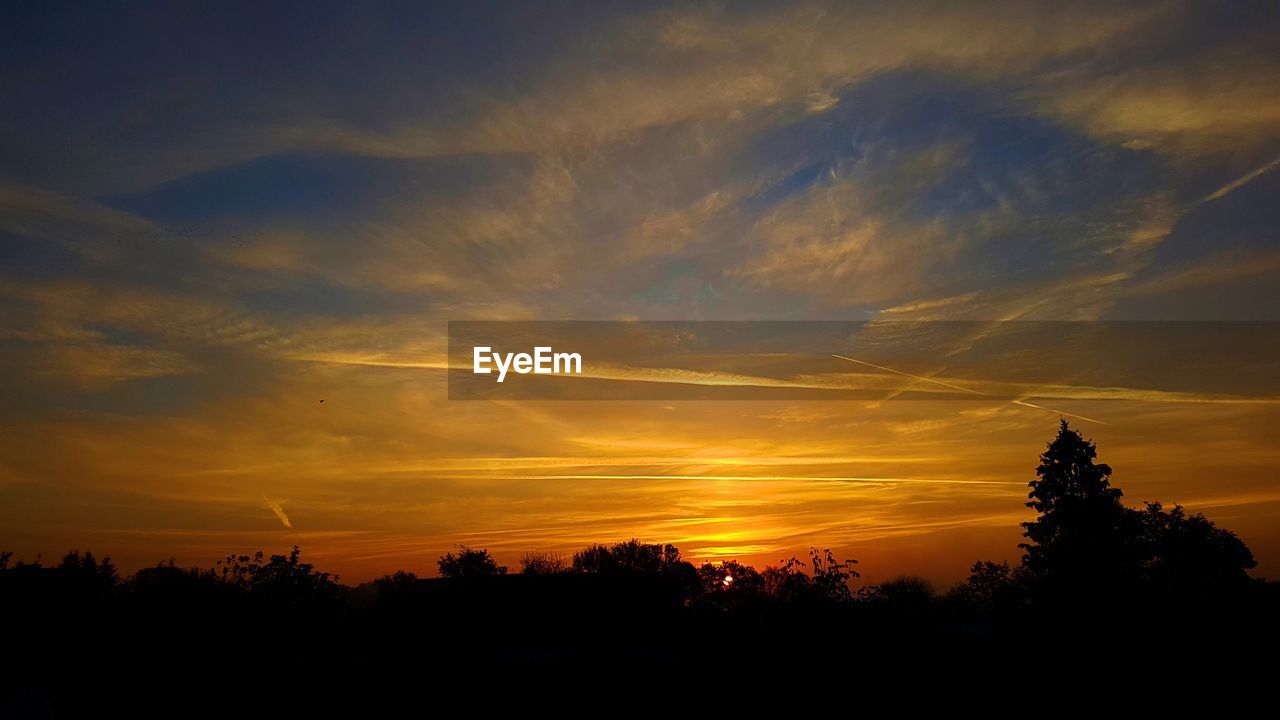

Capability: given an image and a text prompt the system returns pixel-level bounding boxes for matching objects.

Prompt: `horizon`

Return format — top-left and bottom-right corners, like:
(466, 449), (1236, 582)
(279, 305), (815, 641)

(2, 0), (1279, 589)
(7, 415), (1269, 589)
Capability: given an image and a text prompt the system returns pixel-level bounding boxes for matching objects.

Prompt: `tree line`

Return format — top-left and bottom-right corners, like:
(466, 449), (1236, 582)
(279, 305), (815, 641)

(2, 421), (1269, 630)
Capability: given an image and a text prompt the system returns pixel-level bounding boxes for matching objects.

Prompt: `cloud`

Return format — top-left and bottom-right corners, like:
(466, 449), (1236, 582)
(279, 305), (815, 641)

(33, 344), (202, 389)
(1, 1), (1184, 196)
(1122, 250), (1280, 299)
(1032, 35), (1280, 158)
(434, 0), (1175, 158)
(0, 279), (279, 349)
(729, 177), (952, 306)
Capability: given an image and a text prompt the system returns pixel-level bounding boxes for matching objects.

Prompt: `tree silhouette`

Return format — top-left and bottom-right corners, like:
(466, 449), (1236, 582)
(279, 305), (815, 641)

(809, 547), (858, 602)
(571, 539), (683, 574)
(571, 539), (701, 601)
(1015, 419), (1260, 624)
(130, 559), (229, 604)
(696, 560), (767, 611)
(56, 550), (119, 600)
(864, 576), (936, 621)
(217, 546), (343, 611)
(371, 570), (420, 609)
(698, 559), (764, 596)
(753, 548), (857, 605)
(946, 560), (1020, 616)
(1131, 501), (1255, 596)
(761, 555), (811, 602)
(1020, 420), (1129, 592)
(437, 545), (507, 578)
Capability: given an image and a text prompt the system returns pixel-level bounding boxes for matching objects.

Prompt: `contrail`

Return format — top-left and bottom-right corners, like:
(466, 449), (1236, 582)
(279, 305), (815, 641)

(1012, 399), (1109, 426)
(831, 354), (1108, 424)
(831, 354), (984, 395)
(263, 496), (293, 529)
(1201, 155), (1280, 203)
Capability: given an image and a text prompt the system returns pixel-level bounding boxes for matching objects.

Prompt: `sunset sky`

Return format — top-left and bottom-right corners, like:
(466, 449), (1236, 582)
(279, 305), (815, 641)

(2, 0), (1278, 585)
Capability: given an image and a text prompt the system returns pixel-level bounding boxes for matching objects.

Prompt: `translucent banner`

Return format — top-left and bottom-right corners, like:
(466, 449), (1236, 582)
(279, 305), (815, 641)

(446, 321), (1280, 402)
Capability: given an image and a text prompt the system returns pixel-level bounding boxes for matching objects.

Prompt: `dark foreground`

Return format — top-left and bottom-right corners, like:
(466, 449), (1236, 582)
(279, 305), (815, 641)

(2, 556), (1278, 716)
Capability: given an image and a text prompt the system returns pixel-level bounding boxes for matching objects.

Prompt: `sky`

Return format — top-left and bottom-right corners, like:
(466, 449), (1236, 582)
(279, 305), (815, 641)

(1, 0), (1278, 585)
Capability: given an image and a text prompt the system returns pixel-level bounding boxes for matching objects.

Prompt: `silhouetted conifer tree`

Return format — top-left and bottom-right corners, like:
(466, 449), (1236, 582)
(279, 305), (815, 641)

(1020, 420), (1129, 595)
